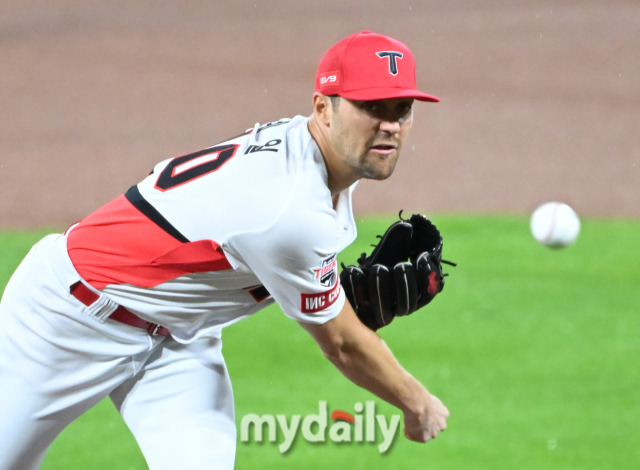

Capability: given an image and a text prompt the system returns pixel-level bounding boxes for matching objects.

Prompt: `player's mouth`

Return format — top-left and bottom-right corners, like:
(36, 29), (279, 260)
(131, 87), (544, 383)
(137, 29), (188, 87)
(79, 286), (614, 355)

(369, 143), (397, 155)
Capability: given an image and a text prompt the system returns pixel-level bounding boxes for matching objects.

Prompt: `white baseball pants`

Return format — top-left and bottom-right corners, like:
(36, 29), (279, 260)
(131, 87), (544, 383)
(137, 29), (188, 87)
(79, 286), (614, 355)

(0, 234), (236, 469)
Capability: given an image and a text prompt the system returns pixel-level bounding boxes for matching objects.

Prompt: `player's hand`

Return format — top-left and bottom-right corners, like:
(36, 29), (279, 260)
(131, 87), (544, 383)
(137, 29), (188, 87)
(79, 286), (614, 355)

(403, 393), (449, 442)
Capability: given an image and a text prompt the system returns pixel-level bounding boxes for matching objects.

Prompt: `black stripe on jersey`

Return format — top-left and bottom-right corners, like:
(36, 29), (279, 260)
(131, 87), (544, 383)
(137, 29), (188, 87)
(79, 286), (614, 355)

(124, 185), (190, 243)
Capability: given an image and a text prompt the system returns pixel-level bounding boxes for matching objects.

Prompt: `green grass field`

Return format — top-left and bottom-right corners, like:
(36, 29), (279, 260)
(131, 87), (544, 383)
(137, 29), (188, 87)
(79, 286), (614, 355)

(1, 214), (639, 469)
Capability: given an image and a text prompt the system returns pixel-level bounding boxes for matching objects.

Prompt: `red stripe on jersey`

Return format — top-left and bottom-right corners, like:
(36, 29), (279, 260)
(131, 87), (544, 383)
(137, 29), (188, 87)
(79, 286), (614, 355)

(67, 195), (232, 289)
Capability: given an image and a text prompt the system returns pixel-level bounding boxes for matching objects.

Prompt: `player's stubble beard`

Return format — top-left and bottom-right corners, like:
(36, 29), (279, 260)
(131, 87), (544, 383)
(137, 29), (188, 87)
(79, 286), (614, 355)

(341, 132), (406, 182)
(331, 125), (409, 183)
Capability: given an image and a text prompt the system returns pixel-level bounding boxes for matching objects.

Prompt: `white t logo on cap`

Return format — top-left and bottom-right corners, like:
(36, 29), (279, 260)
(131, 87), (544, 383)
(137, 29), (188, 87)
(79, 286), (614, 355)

(376, 51), (404, 75)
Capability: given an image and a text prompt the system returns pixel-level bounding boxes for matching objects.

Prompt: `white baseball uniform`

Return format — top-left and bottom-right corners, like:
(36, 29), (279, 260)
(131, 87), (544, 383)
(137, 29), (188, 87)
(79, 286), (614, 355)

(0, 115), (357, 469)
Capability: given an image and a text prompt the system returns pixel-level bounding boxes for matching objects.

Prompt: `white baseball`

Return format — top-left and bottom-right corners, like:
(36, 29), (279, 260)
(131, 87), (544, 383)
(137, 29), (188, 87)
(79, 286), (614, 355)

(530, 202), (581, 248)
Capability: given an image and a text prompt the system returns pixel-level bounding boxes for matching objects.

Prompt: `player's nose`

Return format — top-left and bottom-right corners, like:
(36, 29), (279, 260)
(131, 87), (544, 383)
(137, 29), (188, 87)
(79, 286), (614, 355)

(378, 118), (402, 135)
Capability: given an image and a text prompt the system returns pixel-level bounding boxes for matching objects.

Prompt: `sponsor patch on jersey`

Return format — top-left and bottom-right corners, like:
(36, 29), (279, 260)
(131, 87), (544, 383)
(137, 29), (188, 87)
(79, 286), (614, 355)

(313, 254), (338, 288)
(301, 281), (341, 314)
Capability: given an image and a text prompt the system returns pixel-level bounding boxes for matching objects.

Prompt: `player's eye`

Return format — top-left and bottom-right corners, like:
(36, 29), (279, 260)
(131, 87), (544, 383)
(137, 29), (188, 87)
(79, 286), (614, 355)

(397, 101), (414, 117)
(361, 101), (381, 114)
(356, 99), (413, 123)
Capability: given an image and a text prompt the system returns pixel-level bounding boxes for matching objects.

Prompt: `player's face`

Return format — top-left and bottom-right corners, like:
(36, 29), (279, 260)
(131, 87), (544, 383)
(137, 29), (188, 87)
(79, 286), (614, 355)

(329, 97), (414, 181)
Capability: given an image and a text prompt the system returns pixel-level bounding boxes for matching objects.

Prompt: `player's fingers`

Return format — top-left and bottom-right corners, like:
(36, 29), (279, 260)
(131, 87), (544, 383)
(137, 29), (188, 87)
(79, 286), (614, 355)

(404, 423), (425, 442)
(403, 395), (450, 443)
(404, 425), (431, 442)
(404, 422), (442, 443)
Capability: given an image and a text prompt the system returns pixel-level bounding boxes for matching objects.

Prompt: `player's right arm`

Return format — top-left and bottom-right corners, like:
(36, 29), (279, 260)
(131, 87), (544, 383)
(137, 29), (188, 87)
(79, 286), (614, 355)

(299, 299), (449, 443)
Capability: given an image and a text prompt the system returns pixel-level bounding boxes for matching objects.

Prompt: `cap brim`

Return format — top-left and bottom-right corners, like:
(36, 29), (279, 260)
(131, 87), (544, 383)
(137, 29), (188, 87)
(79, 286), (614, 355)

(339, 87), (440, 102)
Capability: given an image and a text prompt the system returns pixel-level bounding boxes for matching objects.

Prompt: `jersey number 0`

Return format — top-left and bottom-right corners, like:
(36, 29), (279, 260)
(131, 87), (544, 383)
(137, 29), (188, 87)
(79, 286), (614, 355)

(154, 144), (240, 191)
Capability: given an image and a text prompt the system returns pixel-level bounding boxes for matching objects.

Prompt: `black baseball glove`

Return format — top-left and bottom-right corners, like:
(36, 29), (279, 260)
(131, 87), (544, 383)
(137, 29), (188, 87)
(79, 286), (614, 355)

(340, 212), (455, 331)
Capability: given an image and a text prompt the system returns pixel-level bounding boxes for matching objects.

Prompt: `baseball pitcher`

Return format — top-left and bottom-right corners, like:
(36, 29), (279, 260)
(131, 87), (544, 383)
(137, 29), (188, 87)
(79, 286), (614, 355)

(0, 31), (450, 469)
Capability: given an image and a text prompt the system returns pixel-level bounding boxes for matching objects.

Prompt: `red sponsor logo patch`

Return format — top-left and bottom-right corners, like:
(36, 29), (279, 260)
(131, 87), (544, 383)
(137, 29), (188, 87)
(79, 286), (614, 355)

(313, 254), (338, 287)
(319, 71), (340, 87)
(301, 281), (341, 313)
(314, 257), (337, 281)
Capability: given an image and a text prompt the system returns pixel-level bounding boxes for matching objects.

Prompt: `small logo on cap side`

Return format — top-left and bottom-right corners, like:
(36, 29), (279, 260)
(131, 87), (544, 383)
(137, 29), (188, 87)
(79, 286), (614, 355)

(376, 51), (404, 75)
(319, 71), (340, 87)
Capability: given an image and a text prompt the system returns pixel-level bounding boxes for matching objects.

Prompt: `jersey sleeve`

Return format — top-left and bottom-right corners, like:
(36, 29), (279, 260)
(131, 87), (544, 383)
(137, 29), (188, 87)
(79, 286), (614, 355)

(222, 207), (346, 325)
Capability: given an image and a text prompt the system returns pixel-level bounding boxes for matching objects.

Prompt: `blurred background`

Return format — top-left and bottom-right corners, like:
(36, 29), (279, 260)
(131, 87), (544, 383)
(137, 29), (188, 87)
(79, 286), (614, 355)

(1, 0), (638, 226)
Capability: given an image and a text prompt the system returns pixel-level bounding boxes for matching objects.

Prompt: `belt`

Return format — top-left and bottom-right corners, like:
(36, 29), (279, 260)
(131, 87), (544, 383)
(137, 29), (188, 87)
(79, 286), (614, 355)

(70, 281), (171, 337)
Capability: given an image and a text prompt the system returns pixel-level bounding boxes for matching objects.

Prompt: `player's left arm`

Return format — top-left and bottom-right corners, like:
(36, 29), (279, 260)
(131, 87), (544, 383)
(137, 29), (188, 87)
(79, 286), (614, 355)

(299, 300), (449, 442)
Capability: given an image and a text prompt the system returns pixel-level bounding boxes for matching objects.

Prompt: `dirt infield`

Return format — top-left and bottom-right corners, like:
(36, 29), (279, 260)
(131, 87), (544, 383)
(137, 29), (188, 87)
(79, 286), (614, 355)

(1, 0), (638, 228)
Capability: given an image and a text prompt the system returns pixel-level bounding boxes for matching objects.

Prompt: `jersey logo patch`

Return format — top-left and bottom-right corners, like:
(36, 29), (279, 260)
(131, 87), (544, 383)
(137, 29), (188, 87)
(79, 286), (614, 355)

(301, 281), (341, 314)
(313, 254), (338, 288)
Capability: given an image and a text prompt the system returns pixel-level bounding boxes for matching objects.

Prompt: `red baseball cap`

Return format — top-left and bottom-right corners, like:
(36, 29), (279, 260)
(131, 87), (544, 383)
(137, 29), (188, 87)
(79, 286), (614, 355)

(315, 31), (439, 103)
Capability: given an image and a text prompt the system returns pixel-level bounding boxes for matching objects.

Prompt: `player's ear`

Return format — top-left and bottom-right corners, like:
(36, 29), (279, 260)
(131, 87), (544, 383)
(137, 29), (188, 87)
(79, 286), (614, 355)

(312, 93), (332, 126)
